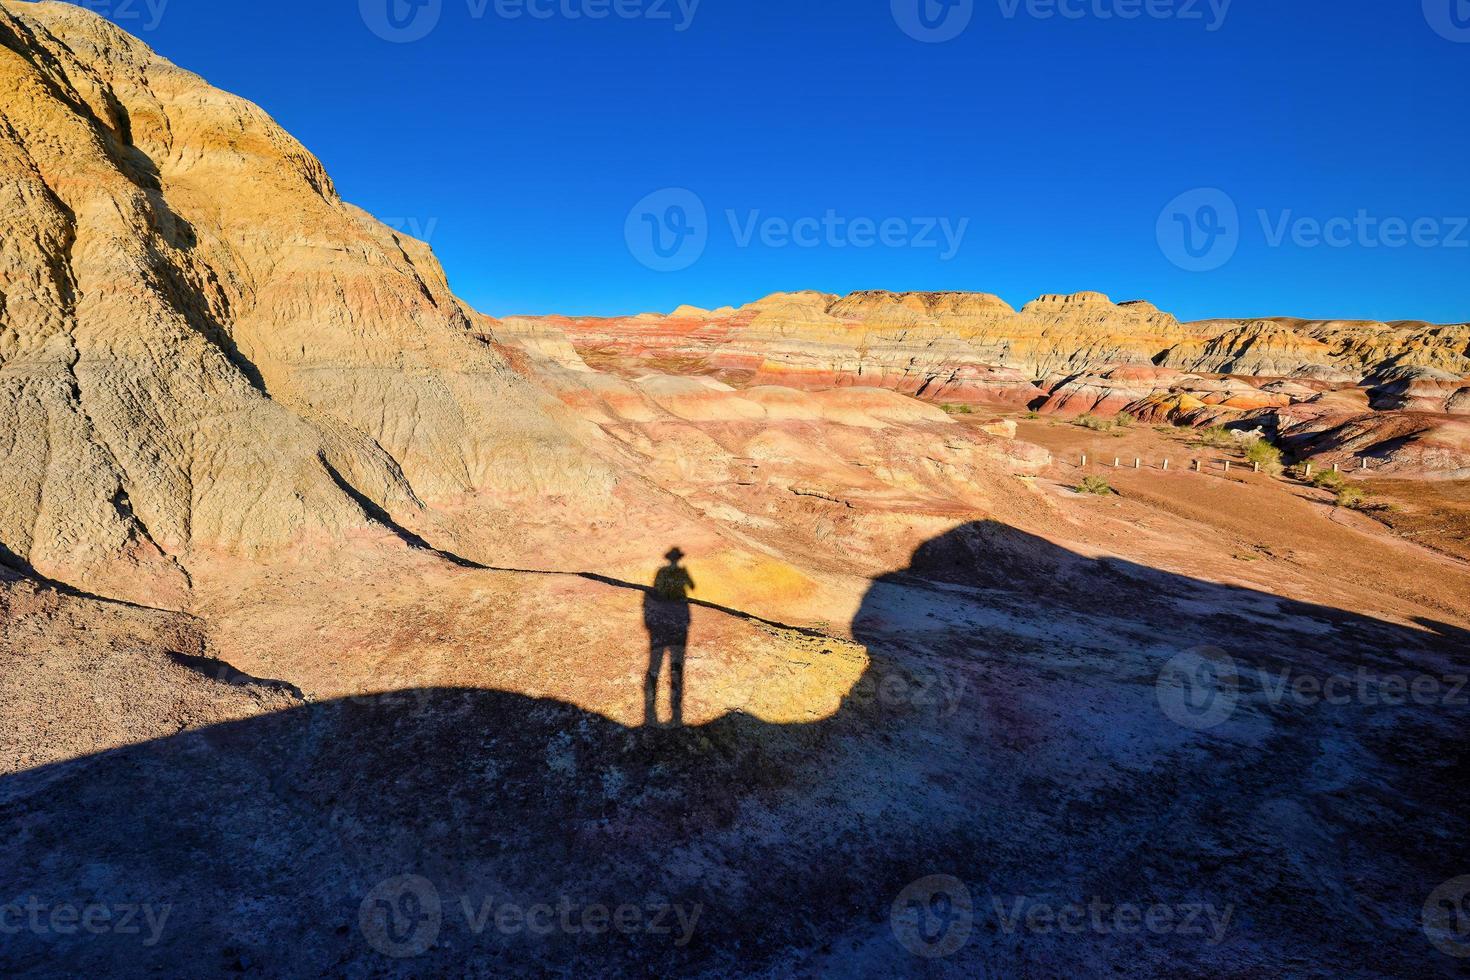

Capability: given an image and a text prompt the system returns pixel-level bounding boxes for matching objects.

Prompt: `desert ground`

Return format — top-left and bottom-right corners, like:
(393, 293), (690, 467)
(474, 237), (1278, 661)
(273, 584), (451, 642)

(6, 403), (1468, 977)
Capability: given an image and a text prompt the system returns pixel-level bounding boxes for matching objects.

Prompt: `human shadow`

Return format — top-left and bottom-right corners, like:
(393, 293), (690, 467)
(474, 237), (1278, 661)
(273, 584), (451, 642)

(644, 547), (696, 727)
(2, 521), (1467, 978)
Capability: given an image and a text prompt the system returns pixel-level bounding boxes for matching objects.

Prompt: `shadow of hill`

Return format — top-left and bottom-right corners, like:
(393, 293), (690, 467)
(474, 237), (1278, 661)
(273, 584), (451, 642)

(2, 522), (1466, 977)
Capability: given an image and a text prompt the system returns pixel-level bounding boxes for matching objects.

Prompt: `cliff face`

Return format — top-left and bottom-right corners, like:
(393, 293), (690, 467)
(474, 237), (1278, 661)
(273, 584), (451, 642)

(554, 289), (1206, 408)
(552, 290), (1469, 393)
(0, 0), (610, 599)
(539, 290), (1470, 475)
(1158, 318), (1470, 381)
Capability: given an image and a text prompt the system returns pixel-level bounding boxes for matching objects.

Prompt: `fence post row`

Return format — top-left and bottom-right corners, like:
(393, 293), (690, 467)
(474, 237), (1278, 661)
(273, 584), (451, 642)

(1072, 448), (1371, 480)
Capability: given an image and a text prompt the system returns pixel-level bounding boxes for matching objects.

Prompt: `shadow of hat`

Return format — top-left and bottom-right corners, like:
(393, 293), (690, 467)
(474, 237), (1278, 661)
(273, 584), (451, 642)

(665, 547), (686, 562)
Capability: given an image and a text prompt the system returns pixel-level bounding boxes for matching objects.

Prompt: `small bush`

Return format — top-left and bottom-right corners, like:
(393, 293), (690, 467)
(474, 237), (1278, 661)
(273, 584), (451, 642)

(1301, 468), (1369, 508)
(1245, 439), (1284, 475)
(1194, 426), (1235, 448)
(940, 404), (974, 415)
(1076, 475), (1116, 496)
(1075, 414), (1114, 431)
(1335, 484), (1368, 510)
(1025, 411), (1041, 420)
(1114, 412), (1136, 428)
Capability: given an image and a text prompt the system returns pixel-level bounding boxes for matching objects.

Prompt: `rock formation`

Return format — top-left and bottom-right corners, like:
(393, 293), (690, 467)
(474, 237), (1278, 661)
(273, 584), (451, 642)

(0, 0), (613, 602)
(535, 290), (1469, 476)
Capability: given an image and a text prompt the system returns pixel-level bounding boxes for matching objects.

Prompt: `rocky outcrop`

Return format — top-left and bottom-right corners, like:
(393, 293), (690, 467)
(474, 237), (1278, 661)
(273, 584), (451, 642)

(548, 291), (1470, 406)
(1366, 366), (1470, 414)
(548, 289), (1215, 408)
(546, 289), (1464, 399)
(1157, 318), (1470, 381)
(1269, 396), (1470, 479)
(1, 567), (302, 773)
(0, 1), (609, 600)
(526, 291), (1469, 476)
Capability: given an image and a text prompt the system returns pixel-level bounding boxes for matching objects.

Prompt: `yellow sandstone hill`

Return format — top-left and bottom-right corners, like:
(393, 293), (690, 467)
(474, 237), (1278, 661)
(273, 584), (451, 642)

(0, 0), (610, 601)
(1158, 317), (1470, 381)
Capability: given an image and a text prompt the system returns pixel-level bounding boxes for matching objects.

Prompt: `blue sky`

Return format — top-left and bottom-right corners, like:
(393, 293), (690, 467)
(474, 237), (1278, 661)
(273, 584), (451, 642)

(85, 0), (1469, 322)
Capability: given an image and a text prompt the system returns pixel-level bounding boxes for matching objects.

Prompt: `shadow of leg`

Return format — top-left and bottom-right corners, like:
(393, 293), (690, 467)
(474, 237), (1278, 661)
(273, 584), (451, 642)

(645, 643), (665, 728)
(670, 644), (686, 728)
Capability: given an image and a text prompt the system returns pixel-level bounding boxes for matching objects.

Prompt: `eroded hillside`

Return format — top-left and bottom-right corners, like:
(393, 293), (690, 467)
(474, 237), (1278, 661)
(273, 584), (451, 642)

(527, 290), (1470, 477)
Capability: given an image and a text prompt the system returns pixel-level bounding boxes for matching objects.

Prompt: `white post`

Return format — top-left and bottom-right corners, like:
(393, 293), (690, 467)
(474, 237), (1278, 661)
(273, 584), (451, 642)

(1224, 461), (1231, 473)
(1253, 462), (1260, 473)
(1361, 458), (1368, 471)
(1163, 459), (1170, 471)
(1194, 459), (1201, 472)
(1332, 463), (1340, 474)
(1305, 463), (1313, 478)
(1135, 458), (1141, 470)
(1114, 457), (1120, 468)
(1081, 453), (1088, 467)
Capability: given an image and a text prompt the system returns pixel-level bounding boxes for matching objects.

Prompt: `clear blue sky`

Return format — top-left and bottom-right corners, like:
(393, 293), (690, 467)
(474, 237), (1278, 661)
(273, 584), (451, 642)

(90, 0), (1469, 322)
